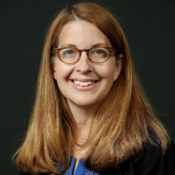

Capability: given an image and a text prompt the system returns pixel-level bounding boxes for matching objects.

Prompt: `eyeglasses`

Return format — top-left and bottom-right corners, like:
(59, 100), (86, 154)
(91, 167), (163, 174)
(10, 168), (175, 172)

(52, 47), (116, 64)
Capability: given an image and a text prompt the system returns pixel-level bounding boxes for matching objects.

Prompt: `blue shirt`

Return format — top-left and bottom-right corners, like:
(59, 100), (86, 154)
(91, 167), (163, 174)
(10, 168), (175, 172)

(62, 156), (98, 175)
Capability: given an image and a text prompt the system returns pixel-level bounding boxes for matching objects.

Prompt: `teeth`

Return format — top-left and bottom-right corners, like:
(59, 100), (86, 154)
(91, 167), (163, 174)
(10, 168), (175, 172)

(73, 80), (96, 86)
(88, 82), (93, 84)
(74, 81), (80, 85)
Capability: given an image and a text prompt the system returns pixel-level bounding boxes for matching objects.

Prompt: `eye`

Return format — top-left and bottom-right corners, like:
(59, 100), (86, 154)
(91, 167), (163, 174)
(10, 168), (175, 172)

(95, 50), (103, 55)
(90, 48), (108, 58)
(63, 49), (75, 56)
(59, 48), (79, 62)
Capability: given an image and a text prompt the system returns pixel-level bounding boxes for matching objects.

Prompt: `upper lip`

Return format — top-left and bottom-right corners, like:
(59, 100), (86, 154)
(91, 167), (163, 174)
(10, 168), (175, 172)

(70, 79), (98, 82)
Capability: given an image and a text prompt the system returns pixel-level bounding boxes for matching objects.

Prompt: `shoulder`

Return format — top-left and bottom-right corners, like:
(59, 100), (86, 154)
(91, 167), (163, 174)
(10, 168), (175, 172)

(140, 140), (175, 174)
(18, 171), (31, 175)
(99, 140), (175, 175)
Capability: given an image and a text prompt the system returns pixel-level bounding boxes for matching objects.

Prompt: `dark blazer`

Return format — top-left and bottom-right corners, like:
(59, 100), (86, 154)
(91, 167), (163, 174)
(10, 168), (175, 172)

(99, 140), (175, 175)
(19, 141), (175, 175)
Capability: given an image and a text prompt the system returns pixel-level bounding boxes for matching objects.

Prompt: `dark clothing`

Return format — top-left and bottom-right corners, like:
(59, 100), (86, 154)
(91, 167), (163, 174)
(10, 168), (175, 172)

(99, 140), (175, 175)
(19, 140), (175, 175)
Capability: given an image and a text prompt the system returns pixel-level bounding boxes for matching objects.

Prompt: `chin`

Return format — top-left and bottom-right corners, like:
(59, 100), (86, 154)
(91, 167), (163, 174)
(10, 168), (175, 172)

(68, 99), (103, 108)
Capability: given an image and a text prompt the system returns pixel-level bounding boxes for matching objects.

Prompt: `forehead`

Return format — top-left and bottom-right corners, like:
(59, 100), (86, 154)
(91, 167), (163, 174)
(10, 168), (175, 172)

(58, 20), (112, 48)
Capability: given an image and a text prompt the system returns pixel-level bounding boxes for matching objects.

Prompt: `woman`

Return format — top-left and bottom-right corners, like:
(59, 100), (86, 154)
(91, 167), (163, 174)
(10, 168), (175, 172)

(14, 2), (175, 175)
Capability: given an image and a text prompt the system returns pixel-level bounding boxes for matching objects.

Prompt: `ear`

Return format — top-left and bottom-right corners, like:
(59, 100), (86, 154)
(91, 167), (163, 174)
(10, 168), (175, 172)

(53, 70), (57, 80)
(51, 57), (57, 80)
(113, 54), (124, 81)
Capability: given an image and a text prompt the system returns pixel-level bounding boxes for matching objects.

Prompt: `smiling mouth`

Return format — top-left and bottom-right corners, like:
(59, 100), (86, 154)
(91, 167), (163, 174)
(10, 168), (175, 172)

(72, 80), (98, 86)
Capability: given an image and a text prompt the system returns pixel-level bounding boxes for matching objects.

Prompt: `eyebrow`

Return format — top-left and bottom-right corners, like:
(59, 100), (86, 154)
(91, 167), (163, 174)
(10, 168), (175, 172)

(59, 44), (77, 48)
(59, 43), (110, 49)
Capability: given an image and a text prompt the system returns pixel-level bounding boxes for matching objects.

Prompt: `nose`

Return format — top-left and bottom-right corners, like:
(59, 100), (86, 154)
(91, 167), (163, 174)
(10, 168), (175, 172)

(75, 51), (93, 73)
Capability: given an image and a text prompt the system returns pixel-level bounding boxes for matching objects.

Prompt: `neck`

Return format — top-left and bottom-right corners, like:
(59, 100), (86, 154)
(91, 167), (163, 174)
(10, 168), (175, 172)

(67, 101), (103, 159)
(67, 100), (102, 143)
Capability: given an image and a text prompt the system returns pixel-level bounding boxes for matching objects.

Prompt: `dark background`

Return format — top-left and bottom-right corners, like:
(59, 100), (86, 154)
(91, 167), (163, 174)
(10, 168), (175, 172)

(1, 0), (175, 174)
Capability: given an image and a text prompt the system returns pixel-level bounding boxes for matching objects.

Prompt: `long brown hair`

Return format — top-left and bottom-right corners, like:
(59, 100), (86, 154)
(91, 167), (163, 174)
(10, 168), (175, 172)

(13, 2), (170, 174)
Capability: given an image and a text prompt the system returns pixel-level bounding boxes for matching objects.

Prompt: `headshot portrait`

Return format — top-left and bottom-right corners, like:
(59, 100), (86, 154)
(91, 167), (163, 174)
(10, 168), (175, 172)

(1, 0), (175, 174)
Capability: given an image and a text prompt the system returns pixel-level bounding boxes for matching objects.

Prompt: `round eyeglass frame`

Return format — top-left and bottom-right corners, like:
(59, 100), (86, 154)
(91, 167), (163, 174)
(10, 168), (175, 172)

(52, 47), (116, 64)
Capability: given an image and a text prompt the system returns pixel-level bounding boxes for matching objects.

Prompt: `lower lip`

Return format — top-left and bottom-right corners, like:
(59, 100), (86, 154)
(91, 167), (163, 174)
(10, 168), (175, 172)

(70, 80), (99, 91)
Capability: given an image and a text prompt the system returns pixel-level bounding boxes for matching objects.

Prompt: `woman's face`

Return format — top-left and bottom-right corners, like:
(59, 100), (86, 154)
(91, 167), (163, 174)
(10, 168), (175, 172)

(53, 20), (123, 109)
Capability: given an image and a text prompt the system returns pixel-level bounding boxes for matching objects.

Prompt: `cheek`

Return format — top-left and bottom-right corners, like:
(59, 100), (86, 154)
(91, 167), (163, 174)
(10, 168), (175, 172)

(54, 62), (73, 82)
(97, 62), (116, 80)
